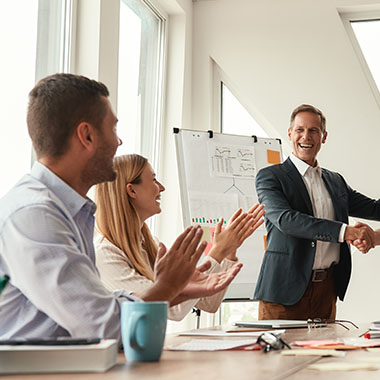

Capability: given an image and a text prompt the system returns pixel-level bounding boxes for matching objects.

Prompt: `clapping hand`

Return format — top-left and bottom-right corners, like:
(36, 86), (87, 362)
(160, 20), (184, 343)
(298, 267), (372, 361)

(210, 203), (265, 262)
(137, 226), (207, 303)
(171, 261), (242, 305)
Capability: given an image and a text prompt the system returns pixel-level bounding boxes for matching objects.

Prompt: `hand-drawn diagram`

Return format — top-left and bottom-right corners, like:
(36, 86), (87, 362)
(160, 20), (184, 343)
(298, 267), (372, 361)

(209, 143), (256, 179)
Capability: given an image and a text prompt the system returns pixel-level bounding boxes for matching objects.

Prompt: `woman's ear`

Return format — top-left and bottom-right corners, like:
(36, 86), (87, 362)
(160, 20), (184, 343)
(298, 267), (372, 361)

(126, 183), (137, 199)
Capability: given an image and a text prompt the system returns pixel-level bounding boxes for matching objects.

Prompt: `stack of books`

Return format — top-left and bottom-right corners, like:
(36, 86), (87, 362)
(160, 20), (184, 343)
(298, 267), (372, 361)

(370, 321), (380, 330)
(363, 321), (380, 339)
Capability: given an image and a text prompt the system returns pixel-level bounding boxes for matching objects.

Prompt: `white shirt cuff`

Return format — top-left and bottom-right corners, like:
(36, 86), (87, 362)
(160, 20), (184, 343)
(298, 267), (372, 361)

(339, 224), (347, 243)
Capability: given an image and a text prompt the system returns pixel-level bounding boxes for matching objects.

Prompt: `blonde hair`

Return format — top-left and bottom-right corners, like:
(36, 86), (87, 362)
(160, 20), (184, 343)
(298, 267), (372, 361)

(94, 154), (157, 280)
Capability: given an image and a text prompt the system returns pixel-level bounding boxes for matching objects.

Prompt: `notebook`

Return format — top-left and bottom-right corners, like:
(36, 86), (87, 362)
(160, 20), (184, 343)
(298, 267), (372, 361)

(234, 320), (309, 329)
(0, 339), (118, 374)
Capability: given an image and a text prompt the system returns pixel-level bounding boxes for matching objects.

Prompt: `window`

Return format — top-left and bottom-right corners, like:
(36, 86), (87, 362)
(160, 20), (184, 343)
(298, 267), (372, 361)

(0, 0), (39, 198)
(340, 11), (380, 108)
(0, 0), (70, 198)
(350, 19), (380, 92)
(221, 83), (268, 138)
(116, 0), (165, 168)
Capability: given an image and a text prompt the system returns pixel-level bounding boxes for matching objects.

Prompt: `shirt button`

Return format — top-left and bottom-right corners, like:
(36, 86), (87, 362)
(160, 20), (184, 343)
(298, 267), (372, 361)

(311, 242), (315, 248)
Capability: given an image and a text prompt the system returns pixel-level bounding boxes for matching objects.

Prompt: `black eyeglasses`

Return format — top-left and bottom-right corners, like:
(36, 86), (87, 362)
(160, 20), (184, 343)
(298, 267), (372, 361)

(307, 318), (359, 330)
(256, 332), (291, 353)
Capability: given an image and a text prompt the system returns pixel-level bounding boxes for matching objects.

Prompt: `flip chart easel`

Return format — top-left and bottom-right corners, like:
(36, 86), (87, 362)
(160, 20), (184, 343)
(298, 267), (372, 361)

(174, 128), (283, 300)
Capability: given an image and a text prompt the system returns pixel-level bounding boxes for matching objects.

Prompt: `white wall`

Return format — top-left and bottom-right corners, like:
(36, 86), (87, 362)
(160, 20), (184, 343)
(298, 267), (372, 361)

(190, 0), (380, 322)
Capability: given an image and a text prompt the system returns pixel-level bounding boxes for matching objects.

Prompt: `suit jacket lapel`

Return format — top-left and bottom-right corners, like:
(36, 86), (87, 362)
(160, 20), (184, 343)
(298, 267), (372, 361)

(283, 158), (314, 215)
(322, 169), (342, 222)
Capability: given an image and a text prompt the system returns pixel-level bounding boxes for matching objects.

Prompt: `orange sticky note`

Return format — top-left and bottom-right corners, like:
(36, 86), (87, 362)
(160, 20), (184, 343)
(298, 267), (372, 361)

(267, 149), (281, 165)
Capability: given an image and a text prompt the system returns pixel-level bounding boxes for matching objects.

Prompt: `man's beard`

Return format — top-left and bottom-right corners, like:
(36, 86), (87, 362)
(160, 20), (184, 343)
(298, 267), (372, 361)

(82, 146), (117, 187)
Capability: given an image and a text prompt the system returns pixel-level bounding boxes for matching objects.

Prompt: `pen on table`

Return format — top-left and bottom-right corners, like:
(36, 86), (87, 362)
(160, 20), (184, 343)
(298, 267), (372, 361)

(358, 329), (369, 338)
(363, 331), (380, 339)
(0, 275), (10, 294)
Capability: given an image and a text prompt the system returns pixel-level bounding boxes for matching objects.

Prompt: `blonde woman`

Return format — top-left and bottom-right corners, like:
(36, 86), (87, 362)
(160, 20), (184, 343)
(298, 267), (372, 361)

(94, 154), (265, 321)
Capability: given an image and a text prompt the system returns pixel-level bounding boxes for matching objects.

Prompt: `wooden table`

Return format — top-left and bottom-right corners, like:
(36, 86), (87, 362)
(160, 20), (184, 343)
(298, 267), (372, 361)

(1, 324), (377, 380)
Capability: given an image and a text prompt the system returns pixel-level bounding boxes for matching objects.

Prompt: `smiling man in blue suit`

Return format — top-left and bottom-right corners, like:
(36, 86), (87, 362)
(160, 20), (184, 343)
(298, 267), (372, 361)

(254, 104), (380, 320)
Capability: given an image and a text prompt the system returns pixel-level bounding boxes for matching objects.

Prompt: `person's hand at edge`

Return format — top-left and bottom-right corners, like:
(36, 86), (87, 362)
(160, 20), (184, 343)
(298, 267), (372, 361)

(349, 223), (380, 254)
(345, 222), (375, 254)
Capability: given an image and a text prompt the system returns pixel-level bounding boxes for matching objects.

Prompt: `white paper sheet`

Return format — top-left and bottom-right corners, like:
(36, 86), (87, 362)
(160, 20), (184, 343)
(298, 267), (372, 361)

(168, 338), (257, 351)
(308, 362), (380, 371)
(281, 349), (346, 357)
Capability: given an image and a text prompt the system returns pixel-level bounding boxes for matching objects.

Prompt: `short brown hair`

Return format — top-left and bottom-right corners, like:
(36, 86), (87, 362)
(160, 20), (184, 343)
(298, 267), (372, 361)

(290, 104), (326, 133)
(27, 73), (109, 158)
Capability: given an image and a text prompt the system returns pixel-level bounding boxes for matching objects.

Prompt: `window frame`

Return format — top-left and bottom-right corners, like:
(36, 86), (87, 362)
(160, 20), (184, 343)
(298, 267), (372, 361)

(32, 0), (73, 165)
(35, 0), (72, 81)
(212, 60), (223, 133)
(116, 0), (167, 234)
(140, 0), (167, 173)
(117, 0), (167, 174)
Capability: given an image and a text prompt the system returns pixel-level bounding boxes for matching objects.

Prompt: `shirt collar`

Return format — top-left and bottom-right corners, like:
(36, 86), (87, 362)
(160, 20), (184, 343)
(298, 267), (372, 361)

(30, 162), (96, 217)
(289, 153), (321, 177)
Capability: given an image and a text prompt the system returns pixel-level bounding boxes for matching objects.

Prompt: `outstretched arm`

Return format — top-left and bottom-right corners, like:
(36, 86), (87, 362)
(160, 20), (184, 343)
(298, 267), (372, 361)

(256, 167), (343, 242)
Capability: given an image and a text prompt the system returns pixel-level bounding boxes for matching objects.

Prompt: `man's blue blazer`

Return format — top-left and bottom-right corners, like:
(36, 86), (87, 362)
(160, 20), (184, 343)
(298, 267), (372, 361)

(254, 157), (380, 305)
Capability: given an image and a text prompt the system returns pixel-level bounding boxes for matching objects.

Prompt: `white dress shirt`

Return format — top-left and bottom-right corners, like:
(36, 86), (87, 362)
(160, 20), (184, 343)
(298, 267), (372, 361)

(289, 154), (346, 269)
(0, 162), (134, 340)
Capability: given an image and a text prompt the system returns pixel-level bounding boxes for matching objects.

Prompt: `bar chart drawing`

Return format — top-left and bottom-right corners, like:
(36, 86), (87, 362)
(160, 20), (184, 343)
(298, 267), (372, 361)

(189, 191), (238, 225)
(189, 191), (238, 255)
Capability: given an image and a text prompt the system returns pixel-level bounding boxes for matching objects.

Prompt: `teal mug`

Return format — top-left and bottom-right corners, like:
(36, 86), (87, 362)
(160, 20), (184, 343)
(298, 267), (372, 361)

(121, 301), (168, 362)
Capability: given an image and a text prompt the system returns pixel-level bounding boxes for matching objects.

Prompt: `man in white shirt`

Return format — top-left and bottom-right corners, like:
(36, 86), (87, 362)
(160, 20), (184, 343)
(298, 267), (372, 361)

(254, 104), (380, 320)
(0, 73), (239, 339)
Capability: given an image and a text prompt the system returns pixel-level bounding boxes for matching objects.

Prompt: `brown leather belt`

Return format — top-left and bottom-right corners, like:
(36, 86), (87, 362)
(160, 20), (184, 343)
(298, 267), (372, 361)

(311, 266), (334, 282)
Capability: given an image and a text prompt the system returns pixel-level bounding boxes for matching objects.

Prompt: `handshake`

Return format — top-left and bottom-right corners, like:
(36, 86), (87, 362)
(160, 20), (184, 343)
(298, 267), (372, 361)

(345, 223), (380, 254)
